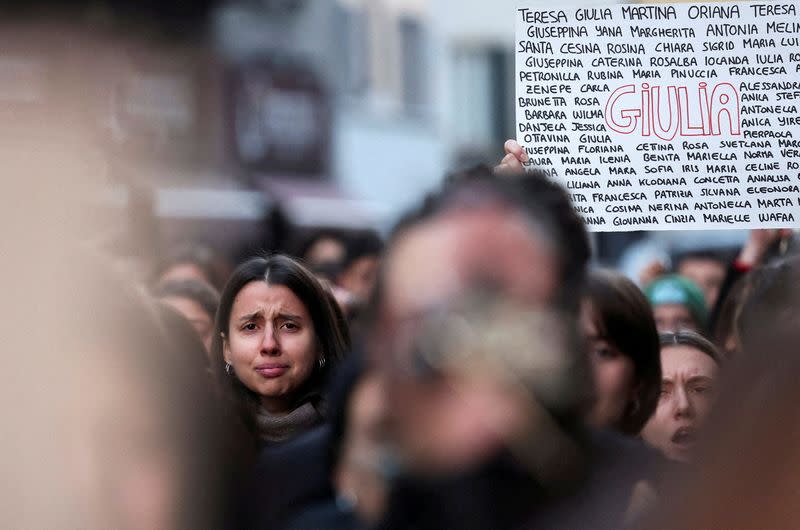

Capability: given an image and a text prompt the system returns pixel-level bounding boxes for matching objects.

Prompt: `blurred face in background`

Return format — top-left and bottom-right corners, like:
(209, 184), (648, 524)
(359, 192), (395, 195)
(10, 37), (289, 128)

(641, 345), (719, 462)
(159, 263), (210, 287)
(160, 296), (214, 352)
(375, 206), (560, 474)
(678, 258), (726, 309)
(338, 255), (380, 303)
(304, 237), (346, 269)
(653, 303), (696, 333)
(223, 281), (319, 413)
(581, 301), (636, 430)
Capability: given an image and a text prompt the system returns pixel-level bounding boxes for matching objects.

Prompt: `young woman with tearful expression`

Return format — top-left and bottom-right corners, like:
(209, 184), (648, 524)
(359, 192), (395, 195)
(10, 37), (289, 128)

(226, 282), (319, 412)
(212, 255), (350, 446)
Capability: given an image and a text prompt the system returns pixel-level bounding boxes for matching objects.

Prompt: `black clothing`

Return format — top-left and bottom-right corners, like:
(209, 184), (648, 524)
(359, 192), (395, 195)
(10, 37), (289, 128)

(241, 424), (334, 529)
(284, 501), (369, 530)
(377, 429), (661, 530)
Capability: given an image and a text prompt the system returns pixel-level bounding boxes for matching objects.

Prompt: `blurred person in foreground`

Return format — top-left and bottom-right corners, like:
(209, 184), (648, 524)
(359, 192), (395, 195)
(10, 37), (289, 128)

(1, 1), (232, 528)
(640, 331), (721, 464)
(500, 142), (662, 436)
(644, 275), (708, 334)
(637, 260), (800, 530)
(155, 278), (220, 354)
(2, 249), (231, 529)
(361, 167), (658, 530)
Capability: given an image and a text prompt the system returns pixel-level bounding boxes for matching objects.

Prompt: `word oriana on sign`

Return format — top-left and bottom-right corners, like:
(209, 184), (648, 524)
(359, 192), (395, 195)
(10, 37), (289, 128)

(604, 82), (741, 139)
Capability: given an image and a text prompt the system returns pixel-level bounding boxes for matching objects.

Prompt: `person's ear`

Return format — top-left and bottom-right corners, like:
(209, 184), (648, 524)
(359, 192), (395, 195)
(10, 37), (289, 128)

(221, 332), (231, 365)
(316, 343), (326, 368)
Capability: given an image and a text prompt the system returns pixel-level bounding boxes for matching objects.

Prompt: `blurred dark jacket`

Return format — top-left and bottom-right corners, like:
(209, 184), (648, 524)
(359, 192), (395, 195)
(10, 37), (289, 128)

(377, 429), (661, 530)
(239, 355), (367, 529)
(240, 424), (334, 529)
(284, 502), (369, 530)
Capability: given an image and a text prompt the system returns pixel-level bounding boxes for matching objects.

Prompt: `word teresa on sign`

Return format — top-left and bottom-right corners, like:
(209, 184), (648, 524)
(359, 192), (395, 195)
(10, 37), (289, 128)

(515, 0), (800, 232)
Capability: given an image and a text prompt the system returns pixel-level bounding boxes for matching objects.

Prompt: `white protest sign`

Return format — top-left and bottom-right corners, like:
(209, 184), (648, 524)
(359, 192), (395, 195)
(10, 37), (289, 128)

(515, 1), (800, 231)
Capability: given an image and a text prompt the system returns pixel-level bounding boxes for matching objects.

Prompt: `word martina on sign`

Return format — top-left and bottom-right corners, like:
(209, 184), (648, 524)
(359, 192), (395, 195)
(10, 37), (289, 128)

(515, 0), (800, 232)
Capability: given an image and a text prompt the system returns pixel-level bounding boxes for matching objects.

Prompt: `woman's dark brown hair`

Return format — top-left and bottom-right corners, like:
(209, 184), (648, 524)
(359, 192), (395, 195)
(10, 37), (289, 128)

(585, 269), (661, 434)
(210, 254), (351, 436)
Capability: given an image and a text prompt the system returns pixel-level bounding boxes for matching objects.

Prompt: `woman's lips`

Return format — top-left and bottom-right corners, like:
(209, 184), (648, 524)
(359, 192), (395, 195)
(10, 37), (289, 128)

(671, 426), (697, 447)
(255, 365), (289, 378)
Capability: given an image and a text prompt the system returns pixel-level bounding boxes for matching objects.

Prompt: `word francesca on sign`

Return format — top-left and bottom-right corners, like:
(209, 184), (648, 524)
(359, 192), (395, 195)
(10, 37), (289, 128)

(515, 1), (800, 232)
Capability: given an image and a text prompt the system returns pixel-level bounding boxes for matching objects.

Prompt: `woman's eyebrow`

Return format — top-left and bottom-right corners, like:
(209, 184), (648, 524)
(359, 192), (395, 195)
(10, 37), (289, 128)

(237, 310), (263, 322)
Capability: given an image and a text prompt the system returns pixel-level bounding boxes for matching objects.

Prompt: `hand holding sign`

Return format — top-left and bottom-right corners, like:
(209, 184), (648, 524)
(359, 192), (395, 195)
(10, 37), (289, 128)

(515, 0), (800, 232)
(495, 140), (529, 175)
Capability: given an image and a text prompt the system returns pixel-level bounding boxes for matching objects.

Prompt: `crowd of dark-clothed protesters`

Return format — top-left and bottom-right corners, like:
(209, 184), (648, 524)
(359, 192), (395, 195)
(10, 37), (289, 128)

(6, 3), (800, 529)
(15, 156), (800, 530)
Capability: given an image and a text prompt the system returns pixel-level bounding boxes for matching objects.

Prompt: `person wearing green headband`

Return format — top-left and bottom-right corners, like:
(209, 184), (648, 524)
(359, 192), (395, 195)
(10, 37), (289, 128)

(644, 275), (708, 334)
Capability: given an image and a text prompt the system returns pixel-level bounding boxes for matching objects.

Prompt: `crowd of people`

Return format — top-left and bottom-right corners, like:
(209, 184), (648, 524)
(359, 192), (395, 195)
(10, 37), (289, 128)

(17, 154), (798, 530)
(6, 4), (800, 529)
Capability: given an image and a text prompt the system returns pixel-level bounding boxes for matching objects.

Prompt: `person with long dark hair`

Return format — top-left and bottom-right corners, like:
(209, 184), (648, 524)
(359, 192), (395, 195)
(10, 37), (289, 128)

(582, 269), (661, 436)
(211, 254), (350, 447)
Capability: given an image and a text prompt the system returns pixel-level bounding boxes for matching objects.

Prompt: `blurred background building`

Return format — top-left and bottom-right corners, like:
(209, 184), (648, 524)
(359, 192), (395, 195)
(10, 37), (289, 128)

(11, 0), (748, 270)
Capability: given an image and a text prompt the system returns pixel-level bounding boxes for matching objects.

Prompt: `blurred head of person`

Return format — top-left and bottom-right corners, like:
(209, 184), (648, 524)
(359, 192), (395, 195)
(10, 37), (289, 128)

(153, 301), (214, 372)
(12, 250), (229, 530)
(157, 244), (225, 290)
(641, 331), (721, 463)
(645, 275), (707, 333)
(370, 167), (591, 478)
(336, 230), (384, 304)
(298, 229), (348, 278)
(675, 250), (727, 309)
(211, 254), (350, 445)
(2, 2), (227, 528)
(582, 269), (661, 435)
(155, 278), (220, 353)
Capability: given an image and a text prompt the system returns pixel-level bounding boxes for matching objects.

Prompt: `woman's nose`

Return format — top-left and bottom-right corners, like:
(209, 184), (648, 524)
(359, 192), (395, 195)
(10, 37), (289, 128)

(260, 325), (280, 354)
(673, 386), (693, 418)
